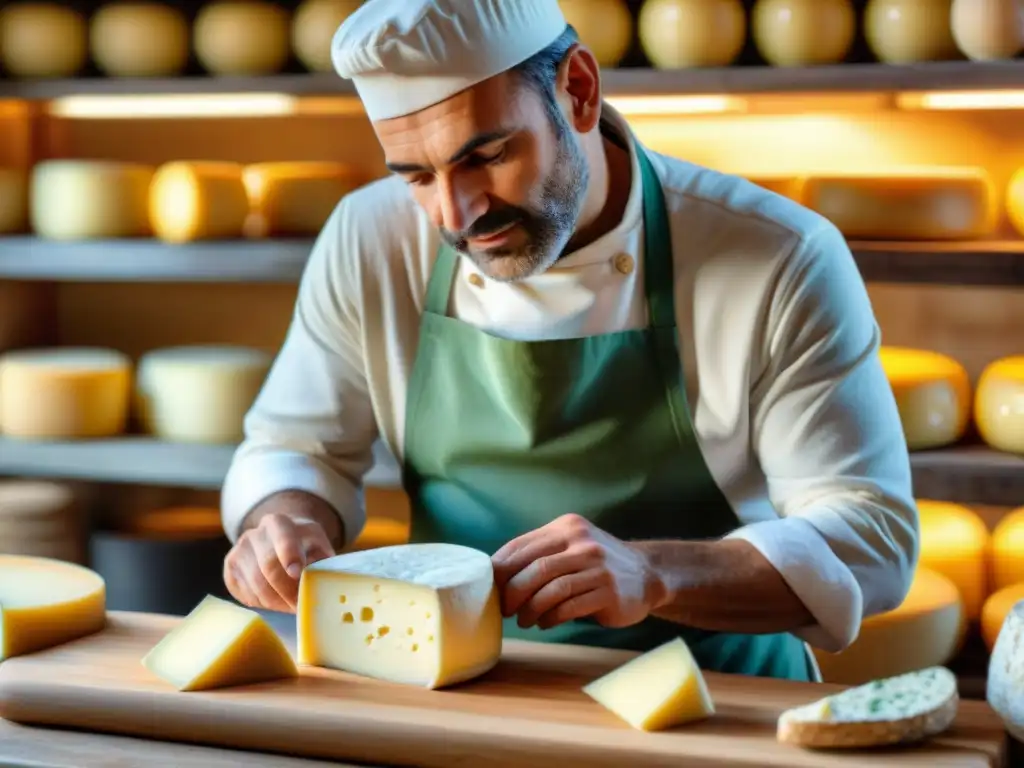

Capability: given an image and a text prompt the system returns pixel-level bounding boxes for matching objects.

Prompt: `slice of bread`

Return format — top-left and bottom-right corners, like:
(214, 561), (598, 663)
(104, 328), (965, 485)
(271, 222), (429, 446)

(777, 666), (959, 749)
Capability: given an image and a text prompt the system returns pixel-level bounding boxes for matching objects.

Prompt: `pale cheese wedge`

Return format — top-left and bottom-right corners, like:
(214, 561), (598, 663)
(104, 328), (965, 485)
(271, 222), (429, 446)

(777, 666), (958, 749)
(582, 636), (714, 731)
(142, 595), (297, 692)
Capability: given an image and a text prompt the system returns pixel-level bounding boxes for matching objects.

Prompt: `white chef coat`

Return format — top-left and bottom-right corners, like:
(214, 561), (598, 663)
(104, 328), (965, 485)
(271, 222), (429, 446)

(222, 105), (919, 654)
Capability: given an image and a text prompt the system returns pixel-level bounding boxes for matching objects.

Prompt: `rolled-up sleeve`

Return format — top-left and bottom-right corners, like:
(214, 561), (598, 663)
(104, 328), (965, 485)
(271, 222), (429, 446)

(727, 222), (919, 653)
(221, 201), (378, 546)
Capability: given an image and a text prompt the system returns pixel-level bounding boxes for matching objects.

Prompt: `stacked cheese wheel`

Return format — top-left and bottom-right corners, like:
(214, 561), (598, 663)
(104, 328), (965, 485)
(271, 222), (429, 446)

(0, 481), (85, 563)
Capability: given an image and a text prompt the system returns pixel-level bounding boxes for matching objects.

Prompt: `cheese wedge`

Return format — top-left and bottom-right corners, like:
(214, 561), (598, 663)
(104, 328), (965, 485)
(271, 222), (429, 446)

(0, 555), (107, 661)
(986, 599), (1024, 742)
(974, 356), (1024, 455)
(777, 666), (959, 748)
(990, 507), (1024, 592)
(879, 347), (971, 450)
(297, 543), (503, 689)
(582, 636), (715, 731)
(917, 499), (990, 620)
(142, 595), (297, 692)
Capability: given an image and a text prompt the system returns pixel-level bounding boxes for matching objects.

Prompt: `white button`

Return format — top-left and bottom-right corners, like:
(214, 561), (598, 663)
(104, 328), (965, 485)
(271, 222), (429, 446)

(614, 253), (634, 275)
(468, 273), (485, 288)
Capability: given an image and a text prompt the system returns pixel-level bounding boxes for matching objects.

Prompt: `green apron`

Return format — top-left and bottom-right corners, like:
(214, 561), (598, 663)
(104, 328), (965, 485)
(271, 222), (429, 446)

(401, 142), (816, 681)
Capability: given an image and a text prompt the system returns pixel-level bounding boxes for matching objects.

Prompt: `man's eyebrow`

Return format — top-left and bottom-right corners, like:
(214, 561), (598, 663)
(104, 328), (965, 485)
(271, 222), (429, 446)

(385, 130), (514, 174)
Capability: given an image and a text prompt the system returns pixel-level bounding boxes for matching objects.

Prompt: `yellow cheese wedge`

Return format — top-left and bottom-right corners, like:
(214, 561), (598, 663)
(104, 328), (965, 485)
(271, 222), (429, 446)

(0, 3), (87, 77)
(813, 567), (964, 685)
(878, 346), (971, 450)
(752, 0), (856, 67)
(988, 507), (1024, 592)
(801, 168), (997, 240)
(149, 161), (250, 243)
(559, 0), (633, 67)
(0, 555), (106, 661)
(864, 0), (960, 64)
(194, 1), (290, 76)
(974, 356), (1024, 455)
(638, 0), (746, 68)
(582, 636), (715, 731)
(982, 582), (1024, 651)
(243, 162), (362, 237)
(142, 595), (297, 692)
(917, 499), (990, 620)
(135, 345), (271, 443)
(297, 543), (503, 689)
(292, 0), (364, 72)
(0, 347), (132, 439)
(89, 2), (189, 77)
(0, 168), (28, 234)
(30, 161), (155, 240)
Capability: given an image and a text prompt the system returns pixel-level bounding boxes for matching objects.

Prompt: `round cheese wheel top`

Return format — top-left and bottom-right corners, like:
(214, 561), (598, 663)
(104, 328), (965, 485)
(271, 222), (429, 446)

(0, 3), (87, 77)
(0, 555), (104, 609)
(0, 481), (75, 518)
(194, 1), (291, 76)
(90, 2), (190, 77)
(559, 0), (633, 67)
(878, 347), (968, 389)
(638, 0), (746, 69)
(0, 346), (130, 372)
(752, 0), (855, 67)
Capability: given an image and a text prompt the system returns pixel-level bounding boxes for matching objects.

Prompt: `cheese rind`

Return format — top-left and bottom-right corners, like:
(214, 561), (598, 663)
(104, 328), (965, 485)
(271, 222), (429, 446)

(987, 600), (1024, 742)
(879, 346), (971, 450)
(989, 507), (1024, 592)
(0, 555), (106, 661)
(916, 499), (990, 620)
(974, 356), (1024, 455)
(149, 161), (250, 243)
(297, 543), (503, 689)
(582, 636), (715, 731)
(243, 162), (361, 237)
(142, 595), (297, 692)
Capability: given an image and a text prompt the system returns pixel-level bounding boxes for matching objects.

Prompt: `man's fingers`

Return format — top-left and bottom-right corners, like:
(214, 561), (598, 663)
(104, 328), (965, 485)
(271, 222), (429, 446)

(237, 542), (295, 613)
(223, 556), (256, 607)
(516, 568), (607, 628)
(492, 535), (570, 588)
(534, 586), (608, 630)
(263, 515), (305, 580)
(501, 549), (593, 617)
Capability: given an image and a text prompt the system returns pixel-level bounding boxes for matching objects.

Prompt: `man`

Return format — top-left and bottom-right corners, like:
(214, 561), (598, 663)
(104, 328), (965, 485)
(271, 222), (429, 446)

(221, 0), (919, 681)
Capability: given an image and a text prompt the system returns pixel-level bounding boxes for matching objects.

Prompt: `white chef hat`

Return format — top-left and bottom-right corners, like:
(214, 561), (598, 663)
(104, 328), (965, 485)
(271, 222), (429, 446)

(331, 0), (568, 121)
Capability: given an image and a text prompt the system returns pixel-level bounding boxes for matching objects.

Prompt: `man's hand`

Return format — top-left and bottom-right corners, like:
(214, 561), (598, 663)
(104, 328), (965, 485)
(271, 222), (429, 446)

(491, 514), (666, 630)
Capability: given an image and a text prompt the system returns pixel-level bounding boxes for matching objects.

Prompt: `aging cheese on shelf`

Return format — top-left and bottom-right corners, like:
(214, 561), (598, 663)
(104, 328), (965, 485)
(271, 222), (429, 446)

(0, 481), (80, 553)
(864, 0), (960, 64)
(582, 636), (715, 731)
(135, 345), (271, 444)
(917, 499), (991, 620)
(982, 582), (1024, 651)
(31, 161), (155, 240)
(0, 3), (87, 77)
(0, 168), (28, 235)
(120, 506), (225, 541)
(0, 555), (106, 661)
(878, 346), (972, 450)
(90, 2), (189, 77)
(243, 162), (361, 237)
(142, 595), (297, 692)
(801, 169), (997, 240)
(752, 0), (856, 67)
(813, 568), (964, 685)
(988, 507), (1024, 592)
(194, 1), (290, 76)
(149, 161), (250, 243)
(292, 0), (369, 72)
(0, 347), (132, 439)
(297, 543), (503, 689)
(986, 598), (1024, 743)
(559, 0), (633, 67)
(638, 0), (746, 69)
(951, 0), (1024, 62)
(974, 356), (1024, 455)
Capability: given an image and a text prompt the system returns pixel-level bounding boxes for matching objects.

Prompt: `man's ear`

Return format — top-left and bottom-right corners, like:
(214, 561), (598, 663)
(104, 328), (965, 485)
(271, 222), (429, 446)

(554, 43), (602, 133)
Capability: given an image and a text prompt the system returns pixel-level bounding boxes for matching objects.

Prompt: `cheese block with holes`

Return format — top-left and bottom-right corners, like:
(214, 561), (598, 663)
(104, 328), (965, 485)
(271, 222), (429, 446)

(879, 347), (972, 450)
(974, 356), (1024, 455)
(243, 162), (362, 237)
(990, 507), (1024, 592)
(297, 543), (503, 689)
(149, 161), (250, 243)
(917, 499), (990, 620)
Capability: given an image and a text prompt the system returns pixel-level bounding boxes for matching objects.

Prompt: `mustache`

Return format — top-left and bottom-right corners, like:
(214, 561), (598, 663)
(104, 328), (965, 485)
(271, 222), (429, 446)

(442, 206), (527, 246)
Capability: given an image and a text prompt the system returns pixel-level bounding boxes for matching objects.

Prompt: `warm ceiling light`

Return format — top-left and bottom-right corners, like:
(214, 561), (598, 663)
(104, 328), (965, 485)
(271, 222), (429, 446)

(898, 90), (1024, 110)
(48, 93), (300, 119)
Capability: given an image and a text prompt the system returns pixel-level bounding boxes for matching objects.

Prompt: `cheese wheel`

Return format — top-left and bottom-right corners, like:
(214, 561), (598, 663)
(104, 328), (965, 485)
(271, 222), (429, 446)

(878, 347), (971, 451)
(990, 507), (1024, 592)
(0, 481), (79, 548)
(135, 345), (272, 444)
(194, 1), (290, 76)
(982, 582), (1024, 651)
(149, 161), (250, 243)
(0, 347), (132, 439)
(801, 169), (997, 240)
(119, 506), (225, 541)
(917, 499), (990, 620)
(638, 0), (746, 68)
(865, 0), (960, 64)
(292, 0), (365, 73)
(1006, 167), (1024, 238)
(0, 3), (87, 77)
(752, 0), (855, 67)
(30, 161), (155, 240)
(951, 0), (1024, 61)
(975, 356), (1024, 455)
(90, 2), (190, 77)
(813, 568), (964, 685)
(0, 168), (28, 235)
(243, 162), (361, 237)
(560, 0), (633, 67)
(0, 555), (107, 661)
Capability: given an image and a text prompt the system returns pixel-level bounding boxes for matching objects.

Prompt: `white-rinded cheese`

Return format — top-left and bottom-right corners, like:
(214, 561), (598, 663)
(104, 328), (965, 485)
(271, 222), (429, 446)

(813, 568), (964, 685)
(982, 582), (1024, 652)
(777, 666), (959, 748)
(752, 0), (856, 67)
(878, 347), (972, 450)
(638, 0), (746, 68)
(292, 0), (364, 73)
(974, 356), (1024, 455)
(951, 0), (1024, 62)
(559, 0), (633, 67)
(987, 599), (1024, 742)
(90, 2), (190, 77)
(297, 543), (503, 689)
(135, 345), (271, 444)
(582, 636), (715, 731)
(194, 1), (290, 76)
(802, 169), (997, 240)
(243, 162), (362, 237)
(0, 168), (28, 235)
(864, 0), (960, 64)
(917, 499), (990, 621)
(990, 507), (1024, 594)
(0, 347), (131, 439)
(149, 161), (250, 243)
(0, 555), (106, 661)
(142, 595), (297, 691)
(31, 161), (155, 240)
(0, 3), (87, 77)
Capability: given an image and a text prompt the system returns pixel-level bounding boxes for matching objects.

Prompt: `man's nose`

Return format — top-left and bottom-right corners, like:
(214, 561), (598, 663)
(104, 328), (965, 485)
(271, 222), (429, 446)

(435, 174), (486, 234)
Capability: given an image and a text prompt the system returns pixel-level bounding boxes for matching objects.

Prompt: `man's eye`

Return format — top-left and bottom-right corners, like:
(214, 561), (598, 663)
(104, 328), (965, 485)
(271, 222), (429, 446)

(470, 147), (505, 166)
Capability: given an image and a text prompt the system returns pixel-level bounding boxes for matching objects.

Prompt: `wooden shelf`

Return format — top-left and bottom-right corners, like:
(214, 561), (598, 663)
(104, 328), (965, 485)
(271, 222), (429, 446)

(910, 446), (1024, 508)
(2, 61), (1024, 101)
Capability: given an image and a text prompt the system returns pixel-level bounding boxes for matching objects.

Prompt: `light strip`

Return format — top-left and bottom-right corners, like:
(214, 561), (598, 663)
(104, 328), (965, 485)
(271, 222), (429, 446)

(48, 93), (300, 119)
(604, 95), (742, 116)
(897, 89), (1024, 110)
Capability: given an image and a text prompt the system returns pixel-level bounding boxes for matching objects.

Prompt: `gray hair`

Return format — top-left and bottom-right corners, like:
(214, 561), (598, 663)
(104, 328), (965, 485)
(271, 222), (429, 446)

(510, 25), (581, 134)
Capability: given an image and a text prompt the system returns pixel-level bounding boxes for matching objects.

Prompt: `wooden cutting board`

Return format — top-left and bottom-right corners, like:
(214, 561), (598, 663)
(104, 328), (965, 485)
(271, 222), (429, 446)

(0, 612), (1008, 768)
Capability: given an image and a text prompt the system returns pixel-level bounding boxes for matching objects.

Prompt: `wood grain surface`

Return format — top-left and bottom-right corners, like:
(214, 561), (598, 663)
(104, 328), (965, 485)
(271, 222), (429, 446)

(0, 612), (1009, 768)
